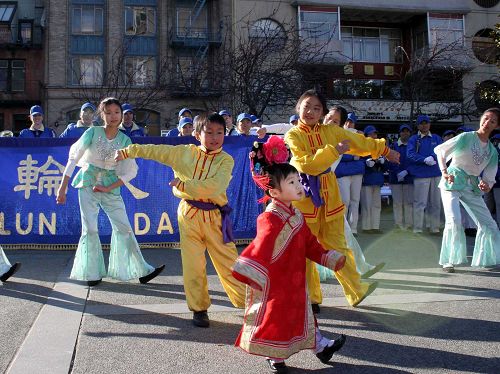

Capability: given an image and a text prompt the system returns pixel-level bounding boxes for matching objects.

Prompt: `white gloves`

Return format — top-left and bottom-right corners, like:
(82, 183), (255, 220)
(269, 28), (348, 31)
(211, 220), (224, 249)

(366, 159), (375, 167)
(397, 170), (408, 182)
(424, 156), (436, 166)
(377, 157), (385, 165)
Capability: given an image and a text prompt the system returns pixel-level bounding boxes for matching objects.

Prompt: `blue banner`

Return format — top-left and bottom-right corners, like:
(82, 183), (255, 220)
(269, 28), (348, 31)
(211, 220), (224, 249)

(0, 137), (262, 248)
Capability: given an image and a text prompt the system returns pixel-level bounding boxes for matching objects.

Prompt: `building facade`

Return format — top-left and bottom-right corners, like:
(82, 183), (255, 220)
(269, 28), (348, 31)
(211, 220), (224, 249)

(44, 0), (230, 136)
(233, 0), (499, 134)
(0, 0), (45, 134)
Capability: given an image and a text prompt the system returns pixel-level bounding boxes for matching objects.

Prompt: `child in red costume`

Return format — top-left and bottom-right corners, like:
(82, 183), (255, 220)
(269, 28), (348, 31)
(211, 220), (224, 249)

(232, 137), (347, 373)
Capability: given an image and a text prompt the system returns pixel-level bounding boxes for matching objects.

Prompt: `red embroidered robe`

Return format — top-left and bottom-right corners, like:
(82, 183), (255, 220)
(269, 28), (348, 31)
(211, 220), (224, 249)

(232, 199), (344, 359)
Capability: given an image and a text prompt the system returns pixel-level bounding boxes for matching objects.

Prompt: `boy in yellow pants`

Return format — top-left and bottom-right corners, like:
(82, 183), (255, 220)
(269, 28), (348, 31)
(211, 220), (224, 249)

(115, 112), (245, 327)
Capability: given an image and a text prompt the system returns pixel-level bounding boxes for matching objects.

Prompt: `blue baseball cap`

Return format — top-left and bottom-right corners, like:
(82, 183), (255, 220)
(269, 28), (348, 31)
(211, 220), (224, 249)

(219, 110), (231, 117)
(443, 129), (456, 138)
(179, 108), (192, 117)
(289, 114), (299, 123)
(399, 124), (412, 133)
(81, 102), (96, 112)
(364, 125), (377, 136)
(30, 105), (43, 116)
(237, 113), (252, 122)
(416, 114), (430, 125)
(178, 117), (193, 128)
(492, 133), (500, 140)
(347, 112), (357, 124)
(122, 103), (134, 114)
(251, 115), (261, 124)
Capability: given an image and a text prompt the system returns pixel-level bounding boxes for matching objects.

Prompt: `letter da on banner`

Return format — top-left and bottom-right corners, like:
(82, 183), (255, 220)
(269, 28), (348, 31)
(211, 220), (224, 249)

(134, 212), (174, 235)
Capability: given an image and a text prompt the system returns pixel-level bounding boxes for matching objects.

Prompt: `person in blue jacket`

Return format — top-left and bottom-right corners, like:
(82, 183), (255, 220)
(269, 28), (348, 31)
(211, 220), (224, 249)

(388, 124), (414, 231)
(407, 114), (442, 234)
(336, 112), (364, 235)
(166, 107), (192, 137)
(360, 126), (387, 233)
(59, 102), (97, 139)
(19, 105), (56, 138)
(119, 103), (146, 137)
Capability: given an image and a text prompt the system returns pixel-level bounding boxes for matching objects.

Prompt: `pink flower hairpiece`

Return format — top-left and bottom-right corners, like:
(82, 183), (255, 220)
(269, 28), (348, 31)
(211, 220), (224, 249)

(262, 135), (289, 165)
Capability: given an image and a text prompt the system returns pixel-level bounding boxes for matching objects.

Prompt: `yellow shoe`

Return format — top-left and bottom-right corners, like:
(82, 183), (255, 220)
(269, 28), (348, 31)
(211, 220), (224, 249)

(351, 281), (378, 307)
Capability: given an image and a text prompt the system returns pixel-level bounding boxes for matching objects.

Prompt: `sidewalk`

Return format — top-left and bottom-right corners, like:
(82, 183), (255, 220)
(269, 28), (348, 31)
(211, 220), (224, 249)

(1, 208), (499, 374)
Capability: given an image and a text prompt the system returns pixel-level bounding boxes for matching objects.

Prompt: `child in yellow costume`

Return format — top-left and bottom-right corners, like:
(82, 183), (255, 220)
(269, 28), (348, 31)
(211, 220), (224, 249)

(285, 90), (400, 308)
(115, 113), (245, 327)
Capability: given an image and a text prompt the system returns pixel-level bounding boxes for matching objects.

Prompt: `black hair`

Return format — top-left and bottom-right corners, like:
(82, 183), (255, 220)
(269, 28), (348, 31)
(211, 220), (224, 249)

(194, 112), (226, 133)
(98, 97), (122, 116)
(483, 107), (500, 123)
(329, 105), (348, 126)
(296, 89), (328, 116)
(264, 163), (299, 191)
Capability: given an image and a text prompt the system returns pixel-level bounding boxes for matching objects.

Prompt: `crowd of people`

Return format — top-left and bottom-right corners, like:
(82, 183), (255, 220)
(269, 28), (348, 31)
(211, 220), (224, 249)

(1, 92), (499, 373)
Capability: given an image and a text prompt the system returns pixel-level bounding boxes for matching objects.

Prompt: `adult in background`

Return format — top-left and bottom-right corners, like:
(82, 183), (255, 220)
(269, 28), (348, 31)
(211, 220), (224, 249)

(388, 124), (414, 231)
(336, 112), (364, 235)
(360, 126), (387, 234)
(19, 105), (56, 138)
(178, 117), (194, 137)
(407, 114), (442, 234)
(219, 110), (236, 135)
(60, 102), (97, 139)
(166, 108), (192, 137)
(119, 103), (146, 137)
(435, 108), (499, 272)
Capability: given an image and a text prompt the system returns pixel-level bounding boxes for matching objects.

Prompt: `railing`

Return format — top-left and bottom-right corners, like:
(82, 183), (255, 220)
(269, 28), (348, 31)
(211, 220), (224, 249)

(169, 27), (222, 47)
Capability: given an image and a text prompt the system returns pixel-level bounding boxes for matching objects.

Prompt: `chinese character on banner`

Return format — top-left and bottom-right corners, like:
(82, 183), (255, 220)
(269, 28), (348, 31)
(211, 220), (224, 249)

(14, 155), (65, 199)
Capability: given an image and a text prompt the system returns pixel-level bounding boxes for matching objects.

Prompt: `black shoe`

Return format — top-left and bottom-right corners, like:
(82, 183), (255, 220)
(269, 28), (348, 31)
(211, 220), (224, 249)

(87, 279), (102, 287)
(139, 264), (165, 284)
(192, 310), (210, 328)
(316, 334), (347, 364)
(266, 359), (288, 373)
(361, 262), (386, 279)
(0, 262), (21, 282)
(311, 303), (321, 314)
(352, 281), (378, 307)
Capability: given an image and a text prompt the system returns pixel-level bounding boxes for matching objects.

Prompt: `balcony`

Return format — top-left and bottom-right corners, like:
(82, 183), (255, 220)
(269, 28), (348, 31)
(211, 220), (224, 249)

(0, 25), (43, 49)
(169, 27), (222, 48)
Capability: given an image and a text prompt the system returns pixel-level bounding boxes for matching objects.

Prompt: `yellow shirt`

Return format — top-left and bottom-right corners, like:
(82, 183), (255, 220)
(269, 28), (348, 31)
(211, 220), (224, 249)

(285, 122), (389, 222)
(125, 144), (233, 206)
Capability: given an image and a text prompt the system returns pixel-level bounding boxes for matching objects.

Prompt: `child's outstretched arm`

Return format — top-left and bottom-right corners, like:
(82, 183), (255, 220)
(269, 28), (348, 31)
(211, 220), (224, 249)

(115, 144), (179, 166)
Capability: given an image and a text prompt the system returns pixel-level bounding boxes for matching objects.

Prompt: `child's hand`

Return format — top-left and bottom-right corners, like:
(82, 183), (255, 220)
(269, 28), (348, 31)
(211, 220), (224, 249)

(169, 178), (180, 187)
(93, 185), (111, 193)
(56, 189), (66, 205)
(114, 150), (124, 162)
(335, 139), (350, 154)
(386, 149), (400, 164)
(256, 127), (267, 139)
(478, 180), (491, 192)
(443, 172), (454, 184)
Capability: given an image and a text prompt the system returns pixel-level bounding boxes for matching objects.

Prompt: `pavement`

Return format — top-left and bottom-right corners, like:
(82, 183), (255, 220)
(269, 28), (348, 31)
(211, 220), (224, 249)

(1, 207), (499, 374)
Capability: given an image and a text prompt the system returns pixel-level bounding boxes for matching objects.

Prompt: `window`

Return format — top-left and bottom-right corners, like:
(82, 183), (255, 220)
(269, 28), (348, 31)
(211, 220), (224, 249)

(0, 3), (16, 24)
(342, 27), (402, 63)
(19, 20), (32, 44)
(249, 19), (286, 51)
(124, 57), (156, 86)
(125, 7), (156, 36)
(175, 56), (208, 88)
(428, 15), (464, 47)
(72, 5), (103, 35)
(299, 10), (339, 42)
(472, 29), (497, 64)
(333, 79), (402, 100)
(71, 56), (103, 86)
(474, 80), (500, 112)
(473, 0), (499, 8)
(0, 59), (25, 92)
(176, 7), (208, 37)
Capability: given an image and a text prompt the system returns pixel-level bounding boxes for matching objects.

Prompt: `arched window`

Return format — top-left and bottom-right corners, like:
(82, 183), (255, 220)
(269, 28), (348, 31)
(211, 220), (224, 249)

(473, 0), (499, 8)
(472, 29), (497, 64)
(249, 19), (286, 51)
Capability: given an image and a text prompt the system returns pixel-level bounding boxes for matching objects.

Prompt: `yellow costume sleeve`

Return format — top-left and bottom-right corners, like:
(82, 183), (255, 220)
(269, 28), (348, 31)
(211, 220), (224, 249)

(332, 127), (389, 159)
(124, 143), (190, 168)
(285, 131), (340, 175)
